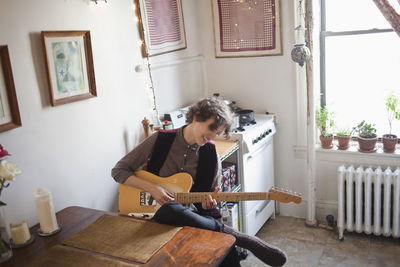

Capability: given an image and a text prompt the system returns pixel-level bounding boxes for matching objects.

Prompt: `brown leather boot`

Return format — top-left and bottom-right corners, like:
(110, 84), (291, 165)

(223, 225), (287, 266)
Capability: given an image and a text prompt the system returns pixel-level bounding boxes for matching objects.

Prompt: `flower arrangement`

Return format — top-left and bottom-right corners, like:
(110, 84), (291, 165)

(0, 145), (20, 261)
(0, 145), (21, 207)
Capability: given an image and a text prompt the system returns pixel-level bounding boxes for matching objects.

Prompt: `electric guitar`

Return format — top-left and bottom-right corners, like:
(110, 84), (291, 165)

(118, 170), (302, 216)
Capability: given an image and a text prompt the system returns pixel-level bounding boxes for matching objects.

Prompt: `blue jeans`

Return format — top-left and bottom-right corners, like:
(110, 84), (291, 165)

(152, 202), (241, 266)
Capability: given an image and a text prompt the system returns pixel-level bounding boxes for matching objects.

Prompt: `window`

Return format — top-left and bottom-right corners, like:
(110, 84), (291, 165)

(320, 0), (400, 137)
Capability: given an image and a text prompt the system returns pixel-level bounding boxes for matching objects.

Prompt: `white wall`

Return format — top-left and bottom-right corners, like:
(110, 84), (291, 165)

(0, 0), (205, 227)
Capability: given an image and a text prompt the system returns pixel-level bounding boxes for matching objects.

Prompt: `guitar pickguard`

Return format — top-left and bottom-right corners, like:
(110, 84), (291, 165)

(140, 191), (156, 206)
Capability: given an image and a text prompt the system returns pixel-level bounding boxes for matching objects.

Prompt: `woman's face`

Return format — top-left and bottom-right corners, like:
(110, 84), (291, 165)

(192, 117), (225, 146)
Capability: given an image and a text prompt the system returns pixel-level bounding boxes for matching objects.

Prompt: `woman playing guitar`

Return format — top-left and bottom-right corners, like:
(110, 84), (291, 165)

(112, 97), (287, 266)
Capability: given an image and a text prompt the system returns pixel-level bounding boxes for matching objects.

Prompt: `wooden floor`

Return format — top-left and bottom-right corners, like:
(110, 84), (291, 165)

(241, 216), (400, 267)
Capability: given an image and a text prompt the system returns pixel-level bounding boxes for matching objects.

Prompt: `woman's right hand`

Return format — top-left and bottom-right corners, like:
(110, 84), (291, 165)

(149, 185), (175, 205)
(123, 174), (175, 205)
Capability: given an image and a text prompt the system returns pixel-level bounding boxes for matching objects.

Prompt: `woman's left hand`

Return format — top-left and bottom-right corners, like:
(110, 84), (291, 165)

(201, 187), (220, 210)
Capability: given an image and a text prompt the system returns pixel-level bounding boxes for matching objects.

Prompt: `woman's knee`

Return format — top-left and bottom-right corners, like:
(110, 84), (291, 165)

(153, 202), (185, 224)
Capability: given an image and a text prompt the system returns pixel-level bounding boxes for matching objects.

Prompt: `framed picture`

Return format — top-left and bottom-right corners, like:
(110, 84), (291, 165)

(136, 0), (187, 57)
(41, 31), (97, 106)
(212, 0), (282, 58)
(0, 45), (22, 133)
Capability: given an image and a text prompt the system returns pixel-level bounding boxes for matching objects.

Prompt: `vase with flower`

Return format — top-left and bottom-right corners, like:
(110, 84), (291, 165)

(0, 145), (21, 263)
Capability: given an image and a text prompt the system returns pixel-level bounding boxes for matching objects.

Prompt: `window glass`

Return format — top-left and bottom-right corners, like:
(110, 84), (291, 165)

(325, 0), (391, 31)
(325, 32), (400, 136)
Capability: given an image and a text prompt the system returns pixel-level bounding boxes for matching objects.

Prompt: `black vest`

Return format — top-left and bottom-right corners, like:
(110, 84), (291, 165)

(147, 129), (217, 192)
(147, 130), (220, 218)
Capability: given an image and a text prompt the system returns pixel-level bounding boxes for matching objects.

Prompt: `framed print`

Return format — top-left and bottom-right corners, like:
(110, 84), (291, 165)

(136, 0), (187, 57)
(41, 31), (97, 106)
(0, 45), (22, 133)
(212, 0), (282, 58)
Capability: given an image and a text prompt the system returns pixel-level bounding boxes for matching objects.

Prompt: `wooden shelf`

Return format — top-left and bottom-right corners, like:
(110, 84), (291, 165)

(215, 140), (239, 162)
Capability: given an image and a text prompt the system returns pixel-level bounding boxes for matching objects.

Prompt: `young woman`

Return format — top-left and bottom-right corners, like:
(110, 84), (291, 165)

(112, 97), (286, 266)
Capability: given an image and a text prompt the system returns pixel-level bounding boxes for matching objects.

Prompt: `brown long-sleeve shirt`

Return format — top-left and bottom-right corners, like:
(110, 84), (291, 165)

(111, 127), (221, 190)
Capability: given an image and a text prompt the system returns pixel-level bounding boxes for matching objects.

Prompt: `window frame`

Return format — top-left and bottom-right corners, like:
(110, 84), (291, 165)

(319, 0), (394, 108)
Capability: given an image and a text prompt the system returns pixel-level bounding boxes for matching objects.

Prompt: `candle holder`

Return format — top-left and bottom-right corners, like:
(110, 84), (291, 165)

(10, 235), (35, 248)
(37, 224), (62, 237)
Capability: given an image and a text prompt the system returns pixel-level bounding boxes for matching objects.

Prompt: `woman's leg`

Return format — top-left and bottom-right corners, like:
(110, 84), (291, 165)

(152, 202), (223, 231)
(223, 225), (287, 266)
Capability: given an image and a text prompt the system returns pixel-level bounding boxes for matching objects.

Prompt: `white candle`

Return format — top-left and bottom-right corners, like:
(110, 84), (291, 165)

(10, 220), (30, 245)
(33, 187), (58, 233)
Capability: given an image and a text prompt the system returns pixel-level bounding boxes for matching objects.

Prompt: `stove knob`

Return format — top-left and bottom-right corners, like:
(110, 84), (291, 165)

(268, 129), (272, 133)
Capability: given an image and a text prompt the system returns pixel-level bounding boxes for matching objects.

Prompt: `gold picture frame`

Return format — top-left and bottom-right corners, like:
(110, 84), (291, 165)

(136, 0), (187, 57)
(0, 45), (22, 133)
(212, 0), (282, 58)
(42, 31), (97, 106)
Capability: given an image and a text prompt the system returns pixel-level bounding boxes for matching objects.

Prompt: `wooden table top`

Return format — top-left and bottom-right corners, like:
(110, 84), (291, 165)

(3, 206), (235, 266)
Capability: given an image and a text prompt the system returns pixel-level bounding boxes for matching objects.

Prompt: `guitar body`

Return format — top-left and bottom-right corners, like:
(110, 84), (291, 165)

(118, 170), (193, 215)
(119, 170), (302, 216)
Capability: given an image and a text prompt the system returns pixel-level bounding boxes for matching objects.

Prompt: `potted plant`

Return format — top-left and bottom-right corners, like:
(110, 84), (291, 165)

(352, 120), (377, 152)
(316, 106), (335, 149)
(336, 128), (353, 150)
(382, 94), (399, 153)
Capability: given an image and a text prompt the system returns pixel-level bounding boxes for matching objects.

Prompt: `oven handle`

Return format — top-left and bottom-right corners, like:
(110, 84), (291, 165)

(245, 138), (272, 160)
(255, 200), (270, 214)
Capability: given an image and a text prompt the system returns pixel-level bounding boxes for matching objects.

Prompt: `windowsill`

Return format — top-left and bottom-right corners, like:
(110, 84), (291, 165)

(294, 142), (400, 166)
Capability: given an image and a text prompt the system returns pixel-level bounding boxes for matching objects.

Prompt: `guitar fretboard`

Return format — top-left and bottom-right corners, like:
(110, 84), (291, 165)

(175, 192), (269, 204)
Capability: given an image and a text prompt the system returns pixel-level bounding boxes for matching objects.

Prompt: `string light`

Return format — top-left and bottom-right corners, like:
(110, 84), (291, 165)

(134, 2), (161, 127)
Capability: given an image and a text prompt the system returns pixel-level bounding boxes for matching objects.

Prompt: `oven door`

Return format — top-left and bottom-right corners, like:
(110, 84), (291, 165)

(242, 138), (275, 234)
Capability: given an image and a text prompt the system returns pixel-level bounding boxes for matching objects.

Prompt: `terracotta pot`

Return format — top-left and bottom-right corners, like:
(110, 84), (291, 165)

(382, 134), (398, 153)
(337, 136), (351, 150)
(357, 136), (378, 152)
(320, 135), (333, 149)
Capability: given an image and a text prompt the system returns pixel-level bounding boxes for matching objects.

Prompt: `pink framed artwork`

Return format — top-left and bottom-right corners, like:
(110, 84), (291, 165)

(212, 0), (282, 57)
(136, 0), (187, 57)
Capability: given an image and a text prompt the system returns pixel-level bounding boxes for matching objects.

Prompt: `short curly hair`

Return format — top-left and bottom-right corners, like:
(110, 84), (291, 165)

(186, 97), (233, 138)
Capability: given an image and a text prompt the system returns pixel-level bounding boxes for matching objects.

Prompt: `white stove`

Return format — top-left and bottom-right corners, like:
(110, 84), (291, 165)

(228, 114), (276, 236)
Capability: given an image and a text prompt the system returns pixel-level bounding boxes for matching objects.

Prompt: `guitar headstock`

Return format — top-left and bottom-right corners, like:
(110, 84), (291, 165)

(268, 188), (302, 204)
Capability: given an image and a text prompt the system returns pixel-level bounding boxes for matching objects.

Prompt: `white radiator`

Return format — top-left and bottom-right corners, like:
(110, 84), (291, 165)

(338, 165), (400, 240)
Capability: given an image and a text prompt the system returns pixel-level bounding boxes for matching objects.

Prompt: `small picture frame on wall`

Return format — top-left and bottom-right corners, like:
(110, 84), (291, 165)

(136, 0), (187, 57)
(41, 31), (97, 106)
(0, 45), (22, 133)
(212, 0), (282, 58)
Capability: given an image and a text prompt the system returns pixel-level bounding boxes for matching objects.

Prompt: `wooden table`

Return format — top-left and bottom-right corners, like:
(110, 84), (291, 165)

(3, 206), (235, 266)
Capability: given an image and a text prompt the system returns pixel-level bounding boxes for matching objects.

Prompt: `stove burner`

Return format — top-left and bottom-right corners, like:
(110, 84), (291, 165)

(240, 120), (257, 127)
(233, 127), (245, 132)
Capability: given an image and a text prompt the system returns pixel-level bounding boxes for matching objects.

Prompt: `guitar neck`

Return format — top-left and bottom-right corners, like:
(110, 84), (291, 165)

(175, 192), (269, 204)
